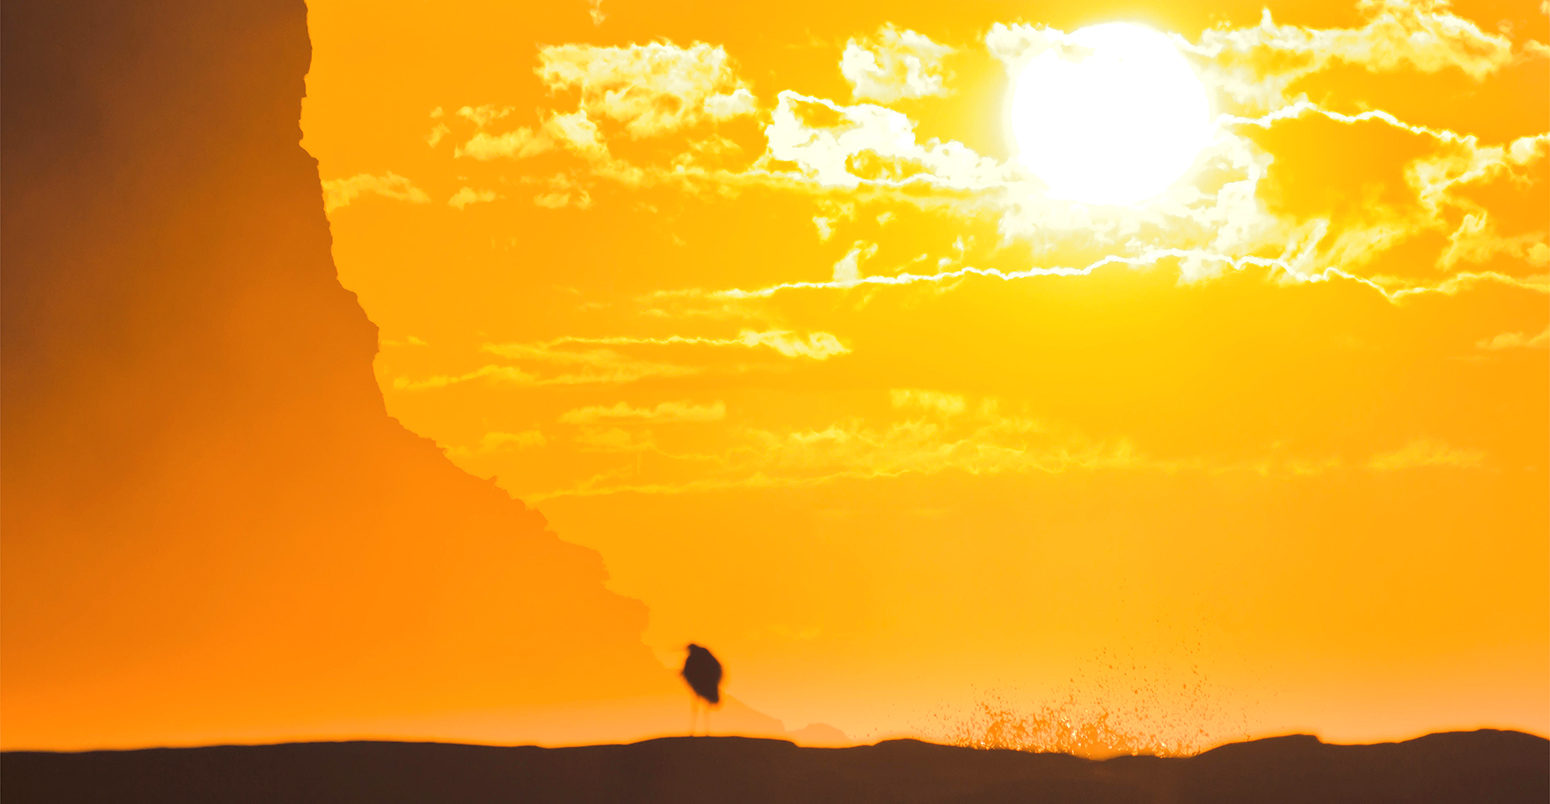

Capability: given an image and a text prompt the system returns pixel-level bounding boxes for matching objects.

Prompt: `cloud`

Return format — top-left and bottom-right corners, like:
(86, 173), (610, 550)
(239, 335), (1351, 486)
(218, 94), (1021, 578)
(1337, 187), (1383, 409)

(890, 388), (969, 417)
(1218, 102), (1548, 282)
(1476, 328), (1550, 350)
(525, 391), (1165, 501)
(525, 391), (1510, 499)
(648, 234), (1550, 309)
(560, 400), (726, 424)
(1224, 97), (1478, 145)
(651, 249), (1295, 301)
(537, 330), (850, 360)
(396, 327), (851, 393)
(743, 330), (849, 359)
(427, 10), (1541, 328)
(536, 42), (757, 138)
(1408, 132), (1548, 216)
(831, 242), (877, 283)
(482, 430), (546, 449)
(456, 109), (606, 161)
(533, 174), (594, 209)
(1379, 270), (1550, 300)
(1367, 438), (1486, 470)
(457, 129), (548, 161)
(841, 24), (955, 103)
(392, 340), (701, 391)
(812, 202), (857, 241)
(760, 91), (1004, 190)
(456, 104), (516, 128)
(1191, 0), (1530, 108)
(445, 47), (995, 206)
(446, 429), (548, 458)
(448, 187), (500, 209)
(526, 408), (1499, 502)
(1439, 213), (1550, 271)
(573, 426), (658, 453)
(984, 22), (1086, 67)
(587, 0), (605, 26)
(391, 364), (537, 391)
(482, 341), (701, 383)
(511, 34), (1536, 302)
(321, 172), (431, 212)
(1227, 108), (1548, 279)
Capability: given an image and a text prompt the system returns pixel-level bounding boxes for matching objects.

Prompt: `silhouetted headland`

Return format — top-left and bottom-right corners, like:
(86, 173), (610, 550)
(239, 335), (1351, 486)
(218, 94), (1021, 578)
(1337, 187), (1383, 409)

(1, 0), (770, 749)
(4, 730), (1545, 803)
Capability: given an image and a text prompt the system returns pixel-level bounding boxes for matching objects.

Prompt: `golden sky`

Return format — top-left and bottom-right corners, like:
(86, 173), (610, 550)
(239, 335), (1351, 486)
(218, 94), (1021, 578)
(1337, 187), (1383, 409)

(301, 0), (1549, 746)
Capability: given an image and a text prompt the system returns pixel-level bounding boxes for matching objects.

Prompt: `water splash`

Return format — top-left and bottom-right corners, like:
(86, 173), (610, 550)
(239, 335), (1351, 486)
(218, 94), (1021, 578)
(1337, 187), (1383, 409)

(943, 693), (1196, 757)
(931, 658), (1248, 758)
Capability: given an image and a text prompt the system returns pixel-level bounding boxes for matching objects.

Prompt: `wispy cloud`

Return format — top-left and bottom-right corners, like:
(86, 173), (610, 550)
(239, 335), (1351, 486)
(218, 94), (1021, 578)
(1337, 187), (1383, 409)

(560, 400), (727, 424)
(1476, 328), (1550, 351)
(645, 247), (1401, 301)
(391, 345), (696, 391)
(393, 328), (850, 392)
(890, 388), (969, 417)
(448, 186), (500, 209)
(1367, 438), (1485, 471)
(523, 389), (1177, 501)
(533, 330), (850, 360)
(456, 109), (606, 161)
(445, 429), (548, 459)
(1189, 0), (1534, 108)
(321, 172), (431, 212)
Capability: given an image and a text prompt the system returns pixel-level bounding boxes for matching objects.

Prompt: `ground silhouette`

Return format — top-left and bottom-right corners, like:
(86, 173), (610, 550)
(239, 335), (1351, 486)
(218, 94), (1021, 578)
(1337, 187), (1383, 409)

(4, 730), (1546, 803)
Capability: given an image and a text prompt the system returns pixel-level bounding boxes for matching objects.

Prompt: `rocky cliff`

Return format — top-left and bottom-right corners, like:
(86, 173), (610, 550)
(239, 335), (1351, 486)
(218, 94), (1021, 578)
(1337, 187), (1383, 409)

(1, 0), (721, 749)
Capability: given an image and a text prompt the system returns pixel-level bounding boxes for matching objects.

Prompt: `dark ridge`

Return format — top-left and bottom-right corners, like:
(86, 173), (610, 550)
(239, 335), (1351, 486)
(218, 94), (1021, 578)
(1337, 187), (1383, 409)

(4, 730), (1546, 803)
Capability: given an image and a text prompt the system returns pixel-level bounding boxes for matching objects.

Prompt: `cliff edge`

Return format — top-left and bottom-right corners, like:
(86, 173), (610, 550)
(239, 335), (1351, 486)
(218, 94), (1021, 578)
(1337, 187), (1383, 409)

(1, 0), (708, 749)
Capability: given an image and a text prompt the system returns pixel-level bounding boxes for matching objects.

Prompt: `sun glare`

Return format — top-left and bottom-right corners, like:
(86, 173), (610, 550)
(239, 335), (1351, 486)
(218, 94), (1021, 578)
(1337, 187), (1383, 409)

(1008, 22), (1212, 205)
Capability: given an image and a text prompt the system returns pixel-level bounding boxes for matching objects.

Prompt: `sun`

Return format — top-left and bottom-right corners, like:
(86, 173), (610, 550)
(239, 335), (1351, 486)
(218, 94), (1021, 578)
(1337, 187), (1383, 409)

(1007, 22), (1213, 205)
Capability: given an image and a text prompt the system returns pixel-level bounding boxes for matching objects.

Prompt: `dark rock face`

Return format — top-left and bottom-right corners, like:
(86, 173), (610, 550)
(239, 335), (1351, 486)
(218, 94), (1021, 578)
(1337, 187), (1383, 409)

(2, 0), (672, 748)
(4, 731), (1547, 803)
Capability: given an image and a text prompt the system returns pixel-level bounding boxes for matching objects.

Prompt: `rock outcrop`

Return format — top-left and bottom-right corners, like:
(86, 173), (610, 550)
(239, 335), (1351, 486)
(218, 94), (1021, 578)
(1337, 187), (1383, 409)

(1, 0), (718, 748)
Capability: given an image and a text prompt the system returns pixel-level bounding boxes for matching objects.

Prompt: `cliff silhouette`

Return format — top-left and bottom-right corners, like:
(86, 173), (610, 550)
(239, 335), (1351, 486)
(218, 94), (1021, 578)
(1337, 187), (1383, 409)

(0, 0), (792, 749)
(5, 731), (1547, 803)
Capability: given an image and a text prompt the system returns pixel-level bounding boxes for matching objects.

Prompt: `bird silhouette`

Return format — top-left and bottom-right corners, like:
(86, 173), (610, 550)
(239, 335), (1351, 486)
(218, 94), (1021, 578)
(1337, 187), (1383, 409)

(681, 643), (722, 736)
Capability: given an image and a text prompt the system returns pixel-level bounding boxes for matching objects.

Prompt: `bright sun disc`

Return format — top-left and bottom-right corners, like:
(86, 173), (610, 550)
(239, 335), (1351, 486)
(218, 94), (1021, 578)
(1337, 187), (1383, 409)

(1008, 22), (1212, 205)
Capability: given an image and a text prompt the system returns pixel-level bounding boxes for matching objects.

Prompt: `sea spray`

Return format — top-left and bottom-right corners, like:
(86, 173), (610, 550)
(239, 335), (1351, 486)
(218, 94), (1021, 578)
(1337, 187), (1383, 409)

(929, 656), (1248, 758)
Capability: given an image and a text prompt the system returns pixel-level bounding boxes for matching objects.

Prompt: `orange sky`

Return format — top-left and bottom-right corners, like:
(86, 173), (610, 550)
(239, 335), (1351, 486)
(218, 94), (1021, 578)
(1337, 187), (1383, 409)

(295, 0), (1550, 747)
